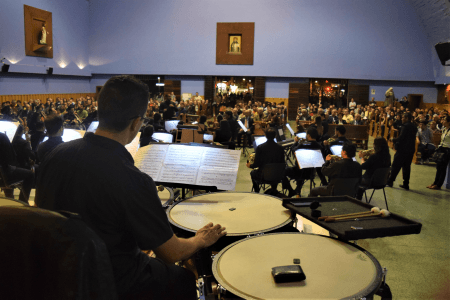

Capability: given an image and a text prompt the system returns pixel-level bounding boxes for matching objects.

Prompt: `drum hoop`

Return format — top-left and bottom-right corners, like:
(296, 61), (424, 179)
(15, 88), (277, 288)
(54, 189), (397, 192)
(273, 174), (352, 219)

(159, 186), (174, 208)
(166, 192), (294, 236)
(0, 197), (29, 207)
(212, 232), (383, 300)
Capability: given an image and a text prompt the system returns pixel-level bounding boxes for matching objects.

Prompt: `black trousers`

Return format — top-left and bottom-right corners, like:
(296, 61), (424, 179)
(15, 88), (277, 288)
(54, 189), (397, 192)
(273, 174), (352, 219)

(433, 148), (450, 187)
(237, 131), (253, 147)
(121, 258), (197, 300)
(388, 150), (415, 186)
(251, 169), (263, 193)
(3, 166), (34, 203)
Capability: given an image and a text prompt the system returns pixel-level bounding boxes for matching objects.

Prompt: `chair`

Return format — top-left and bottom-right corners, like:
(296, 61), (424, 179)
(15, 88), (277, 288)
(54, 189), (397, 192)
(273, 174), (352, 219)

(360, 167), (391, 210)
(0, 206), (118, 299)
(331, 178), (361, 197)
(252, 163), (286, 193)
(0, 166), (26, 201)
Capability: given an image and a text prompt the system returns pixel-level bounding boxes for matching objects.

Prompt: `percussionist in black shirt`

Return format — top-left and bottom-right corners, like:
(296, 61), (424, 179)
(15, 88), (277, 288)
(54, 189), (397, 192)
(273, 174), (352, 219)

(36, 76), (226, 300)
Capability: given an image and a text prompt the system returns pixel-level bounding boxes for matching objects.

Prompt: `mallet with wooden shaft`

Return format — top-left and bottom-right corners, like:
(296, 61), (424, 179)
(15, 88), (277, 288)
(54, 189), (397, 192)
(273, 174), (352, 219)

(318, 207), (381, 221)
(325, 209), (390, 222)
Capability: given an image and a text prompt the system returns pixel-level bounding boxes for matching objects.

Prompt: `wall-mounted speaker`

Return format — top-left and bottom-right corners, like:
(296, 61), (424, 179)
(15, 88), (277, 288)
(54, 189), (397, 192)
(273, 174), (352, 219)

(47, 67), (53, 75)
(1, 64), (9, 72)
(435, 42), (450, 66)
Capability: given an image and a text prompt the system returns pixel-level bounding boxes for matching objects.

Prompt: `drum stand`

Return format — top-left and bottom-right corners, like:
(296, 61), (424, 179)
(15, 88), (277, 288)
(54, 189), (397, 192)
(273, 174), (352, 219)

(375, 267), (393, 300)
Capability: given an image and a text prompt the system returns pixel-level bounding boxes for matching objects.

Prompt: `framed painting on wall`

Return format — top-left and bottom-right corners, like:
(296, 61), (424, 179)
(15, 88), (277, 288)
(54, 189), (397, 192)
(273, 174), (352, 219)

(216, 23), (254, 65)
(24, 5), (53, 58)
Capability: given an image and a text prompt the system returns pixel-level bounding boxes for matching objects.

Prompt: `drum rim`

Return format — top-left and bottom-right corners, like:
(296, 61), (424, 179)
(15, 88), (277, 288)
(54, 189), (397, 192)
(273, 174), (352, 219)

(212, 232), (383, 300)
(0, 196), (29, 207)
(158, 186), (174, 208)
(166, 191), (294, 236)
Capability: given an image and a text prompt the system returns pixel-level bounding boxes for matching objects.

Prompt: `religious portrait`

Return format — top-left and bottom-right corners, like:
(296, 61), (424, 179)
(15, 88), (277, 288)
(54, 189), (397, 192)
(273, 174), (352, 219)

(229, 35), (241, 53)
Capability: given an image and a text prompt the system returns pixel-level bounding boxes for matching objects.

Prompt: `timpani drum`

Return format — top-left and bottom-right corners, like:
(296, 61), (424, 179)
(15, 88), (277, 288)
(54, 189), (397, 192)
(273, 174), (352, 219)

(0, 197), (28, 207)
(212, 233), (383, 300)
(157, 186), (175, 209)
(167, 192), (295, 251)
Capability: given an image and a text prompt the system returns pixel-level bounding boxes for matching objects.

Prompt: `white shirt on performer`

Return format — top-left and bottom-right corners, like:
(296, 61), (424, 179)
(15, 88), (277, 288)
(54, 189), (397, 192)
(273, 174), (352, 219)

(439, 127), (450, 148)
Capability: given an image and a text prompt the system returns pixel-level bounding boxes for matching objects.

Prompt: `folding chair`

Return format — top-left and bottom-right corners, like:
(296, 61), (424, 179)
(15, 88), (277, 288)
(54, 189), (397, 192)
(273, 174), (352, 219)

(359, 167), (391, 210)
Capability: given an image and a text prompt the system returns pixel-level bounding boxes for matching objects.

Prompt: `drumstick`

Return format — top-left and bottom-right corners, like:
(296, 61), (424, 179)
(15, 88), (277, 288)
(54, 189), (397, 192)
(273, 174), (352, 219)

(325, 209), (390, 222)
(318, 207), (380, 221)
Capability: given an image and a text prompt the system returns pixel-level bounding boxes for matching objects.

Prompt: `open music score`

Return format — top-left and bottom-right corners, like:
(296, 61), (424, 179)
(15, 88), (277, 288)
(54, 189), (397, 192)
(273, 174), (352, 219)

(286, 123), (295, 136)
(134, 144), (241, 190)
(296, 132), (307, 139)
(152, 132), (173, 143)
(125, 132), (141, 157)
(203, 134), (213, 142)
(165, 120), (180, 132)
(330, 145), (357, 161)
(253, 136), (277, 149)
(86, 121), (99, 133)
(237, 120), (247, 132)
(39, 128), (84, 143)
(294, 149), (325, 169)
(0, 121), (19, 142)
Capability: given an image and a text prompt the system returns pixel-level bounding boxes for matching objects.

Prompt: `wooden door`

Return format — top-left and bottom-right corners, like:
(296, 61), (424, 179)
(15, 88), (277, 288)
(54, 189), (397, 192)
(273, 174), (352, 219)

(254, 77), (266, 104)
(164, 80), (181, 103)
(288, 83), (309, 120)
(407, 94), (423, 111)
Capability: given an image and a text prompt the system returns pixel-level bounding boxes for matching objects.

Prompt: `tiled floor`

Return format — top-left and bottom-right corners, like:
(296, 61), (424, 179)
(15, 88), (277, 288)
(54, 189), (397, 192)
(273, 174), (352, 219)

(3, 134), (449, 299)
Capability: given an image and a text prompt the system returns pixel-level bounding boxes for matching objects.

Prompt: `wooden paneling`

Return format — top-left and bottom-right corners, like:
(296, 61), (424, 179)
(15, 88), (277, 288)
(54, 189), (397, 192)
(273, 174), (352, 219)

(265, 98), (288, 106)
(164, 80), (181, 103)
(204, 76), (214, 102)
(0, 93), (96, 105)
(288, 83), (309, 120)
(254, 77), (266, 104)
(348, 84), (369, 107)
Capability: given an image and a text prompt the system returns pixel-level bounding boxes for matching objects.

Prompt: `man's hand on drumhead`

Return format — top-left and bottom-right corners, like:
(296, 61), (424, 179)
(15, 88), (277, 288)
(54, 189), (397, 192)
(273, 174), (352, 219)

(196, 222), (227, 248)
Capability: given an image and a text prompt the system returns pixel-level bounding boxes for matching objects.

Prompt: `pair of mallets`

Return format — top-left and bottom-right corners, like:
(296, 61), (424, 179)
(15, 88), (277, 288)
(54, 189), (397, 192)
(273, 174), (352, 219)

(318, 207), (390, 222)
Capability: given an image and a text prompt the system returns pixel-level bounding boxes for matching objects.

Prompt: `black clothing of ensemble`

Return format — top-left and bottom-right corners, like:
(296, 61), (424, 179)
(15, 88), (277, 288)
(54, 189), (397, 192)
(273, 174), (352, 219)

(11, 136), (35, 169)
(388, 122), (417, 187)
(35, 133), (176, 296)
(30, 131), (46, 152)
(249, 139), (285, 193)
(237, 116), (254, 147)
(159, 101), (178, 120)
(139, 136), (159, 147)
(37, 136), (64, 162)
(361, 151), (391, 182)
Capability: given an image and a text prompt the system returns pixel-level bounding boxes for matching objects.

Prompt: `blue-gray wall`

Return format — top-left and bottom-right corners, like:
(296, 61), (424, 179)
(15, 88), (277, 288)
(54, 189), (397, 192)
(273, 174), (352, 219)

(88, 0), (434, 81)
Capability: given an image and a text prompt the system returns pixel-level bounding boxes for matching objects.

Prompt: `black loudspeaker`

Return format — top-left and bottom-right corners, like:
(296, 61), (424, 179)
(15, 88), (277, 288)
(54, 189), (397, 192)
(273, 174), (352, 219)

(47, 67), (53, 75)
(1, 64), (9, 72)
(435, 42), (450, 66)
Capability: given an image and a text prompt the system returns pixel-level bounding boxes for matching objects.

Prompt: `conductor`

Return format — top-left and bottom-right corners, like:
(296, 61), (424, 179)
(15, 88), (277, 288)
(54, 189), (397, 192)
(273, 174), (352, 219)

(35, 76), (226, 299)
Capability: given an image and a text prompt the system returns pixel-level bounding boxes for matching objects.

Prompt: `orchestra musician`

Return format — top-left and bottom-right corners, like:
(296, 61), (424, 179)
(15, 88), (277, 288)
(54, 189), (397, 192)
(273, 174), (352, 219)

(309, 143), (362, 197)
(246, 128), (285, 193)
(11, 124), (36, 169)
(236, 109), (254, 147)
(139, 125), (159, 147)
(35, 76), (226, 300)
(356, 137), (391, 200)
(387, 113), (417, 190)
(37, 114), (65, 162)
(159, 95), (178, 120)
(282, 128), (326, 197)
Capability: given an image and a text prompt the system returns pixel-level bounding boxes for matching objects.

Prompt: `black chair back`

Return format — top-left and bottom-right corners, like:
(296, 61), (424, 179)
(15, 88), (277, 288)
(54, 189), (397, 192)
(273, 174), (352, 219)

(261, 163), (286, 182)
(332, 178), (361, 197)
(369, 167), (391, 189)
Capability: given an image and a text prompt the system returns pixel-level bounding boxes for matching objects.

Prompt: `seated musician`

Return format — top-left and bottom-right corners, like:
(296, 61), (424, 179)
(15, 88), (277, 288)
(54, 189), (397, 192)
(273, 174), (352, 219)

(152, 113), (165, 132)
(236, 109), (254, 147)
(323, 125), (351, 154)
(355, 137), (391, 200)
(214, 119), (232, 144)
(11, 125), (36, 169)
(37, 114), (64, 162)
(0, 132), (34, 203)
(246, 128), (285, 193)
(139, 125), (159, 147)
(417, 121), (435, 164)
(35, 76), (226, 300)
(309, 143), (362, 197)
(282, 128), (325, 197)
(30, 121), (46, 152)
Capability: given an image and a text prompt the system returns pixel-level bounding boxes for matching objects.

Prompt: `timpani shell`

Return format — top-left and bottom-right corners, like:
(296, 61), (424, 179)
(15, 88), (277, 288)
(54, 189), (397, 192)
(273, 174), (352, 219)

(167, 192), (293, 236)
(0, 197), (28, 207)
(212, 233), (382, 300)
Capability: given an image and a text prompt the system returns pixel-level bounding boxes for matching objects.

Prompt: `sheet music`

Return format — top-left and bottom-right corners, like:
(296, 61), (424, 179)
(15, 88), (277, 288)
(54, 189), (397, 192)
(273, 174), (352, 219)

(201, 148), (241, 169)
(196, 166), (238, 190)
(329, 145), (357, 161)
(295, 149), (325, 169)
(87, 121), (99, 133)
(296, 132), (307, 139)
(164, 145), (204, 166)
(203, 134), (214, 142)
(125, 132), (141, 158)
(135, 144), (169, 179)
(286, 123), (295, 136)
(0, 121), (18, 142)
(278, 128), (284, 138)
(165, 120), (179, 132)
(237, 120), (247, 132)
(254, 136), (277, 147)
(159, 164), (198, 184)
(152, 132), (173, 143)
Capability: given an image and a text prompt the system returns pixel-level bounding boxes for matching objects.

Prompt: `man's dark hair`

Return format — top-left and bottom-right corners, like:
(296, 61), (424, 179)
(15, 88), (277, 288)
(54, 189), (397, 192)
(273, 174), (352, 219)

(199, 115), (207, 124)
(143, 125), (154, 137)
(336, 125), (346, 135)
(225, 111), (233, 119)
(217, 115), (223, 122)
(403, 113), (413, 121)
(265, 128), (276, 140)
(307, 127), (318, 140)
(153, 113), (161, 123)
(44, 114), (64, 135)
(97, 75), (149, 132)
(342, 143), (356, 158)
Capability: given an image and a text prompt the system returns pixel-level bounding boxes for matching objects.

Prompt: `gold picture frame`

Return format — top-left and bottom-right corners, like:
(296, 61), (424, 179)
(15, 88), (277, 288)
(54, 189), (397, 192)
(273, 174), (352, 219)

(216, 23), (254, 65)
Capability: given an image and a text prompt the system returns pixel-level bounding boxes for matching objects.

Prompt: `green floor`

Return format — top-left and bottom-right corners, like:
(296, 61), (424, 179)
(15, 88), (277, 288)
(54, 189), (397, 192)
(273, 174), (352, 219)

(6, 130), (450, 299)
(234, 133), (450, 300)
